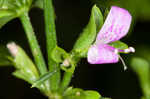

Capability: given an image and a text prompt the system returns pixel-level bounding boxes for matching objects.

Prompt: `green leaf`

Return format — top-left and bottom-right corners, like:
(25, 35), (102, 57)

(32, 71), (56, 88)
(0, 45), (12, 66)
(0, 9), (16, 28)
(0, 0), (32, 10)
(130, 57), (150, 97)
(0, 15), (15, 28)
(51, 46), (69, 63)
(63, 88), (86, 99)
(0, 1), (18, 28)
(63, 87), (101, 99)
(7, 42), (39, 84)
(109, 41), (128, 50)
(0, 0), (33, 28)
(13, 70), (30, 83)
(84, 90), (101, 99)
(93, 5), (103, 32)
(72, 5), (103, 58)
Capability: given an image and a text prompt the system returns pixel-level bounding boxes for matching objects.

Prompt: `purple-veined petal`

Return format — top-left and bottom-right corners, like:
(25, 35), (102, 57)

(96, 6), (132, 44)
(87, 44), (119, 64)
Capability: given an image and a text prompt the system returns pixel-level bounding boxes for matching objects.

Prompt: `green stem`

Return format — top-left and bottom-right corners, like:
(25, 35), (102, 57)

(59, 55), (78, 93)
(19, 13), (50, 93)
(59, 72), (74, 93)
(44, 0), (60, 91)
(20, 12), (47, 75)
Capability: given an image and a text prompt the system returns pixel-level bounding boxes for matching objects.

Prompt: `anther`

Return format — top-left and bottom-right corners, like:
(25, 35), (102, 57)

(129, 47), (135, 53)
(124, 47), (135, 53)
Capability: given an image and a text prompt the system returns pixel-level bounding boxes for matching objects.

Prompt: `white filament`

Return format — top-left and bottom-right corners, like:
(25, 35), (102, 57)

(118, 55), (127, 70)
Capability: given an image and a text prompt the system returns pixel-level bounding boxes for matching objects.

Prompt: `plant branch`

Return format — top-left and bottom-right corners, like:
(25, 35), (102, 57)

(59, 72), (73, 93)
(20, 12), (47, 75)
(19, 13), (51, 94)
(44, 0), (60, 91)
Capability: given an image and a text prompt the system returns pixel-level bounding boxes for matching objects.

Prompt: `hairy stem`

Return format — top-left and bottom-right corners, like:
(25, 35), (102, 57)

(20, 12), (50, 92)
(20, 12), (47, 75)
(59, 55), (79, 93)
(44, 0), (60, 91)
(59, 72), (74, 93)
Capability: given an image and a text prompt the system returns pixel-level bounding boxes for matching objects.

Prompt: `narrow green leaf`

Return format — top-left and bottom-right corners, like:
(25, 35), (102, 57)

(32, 71), (56, 88)
(109, 41), (128, 50)
(93, 5), (103, 32)
(0, 45), (10, 56)
(0, 45), (12, 66)
(13, 70), (30, 83)
(13, 69), (45, 92)
(72, 5), (103, 58)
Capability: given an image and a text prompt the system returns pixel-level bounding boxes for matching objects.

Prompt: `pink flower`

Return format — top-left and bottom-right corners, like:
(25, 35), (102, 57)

(87, 6), (134, 66)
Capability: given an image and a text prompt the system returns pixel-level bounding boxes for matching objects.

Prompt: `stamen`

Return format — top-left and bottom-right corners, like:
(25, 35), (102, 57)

(129, 47), (135, 53)
(118, 55), (127, 70)
(124, 49), (130, 53)
(124, 47), (135, 53)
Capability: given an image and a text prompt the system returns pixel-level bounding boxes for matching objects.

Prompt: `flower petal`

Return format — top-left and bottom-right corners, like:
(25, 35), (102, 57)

(87, 44), (119, 64)
(96, 6), (132, 44)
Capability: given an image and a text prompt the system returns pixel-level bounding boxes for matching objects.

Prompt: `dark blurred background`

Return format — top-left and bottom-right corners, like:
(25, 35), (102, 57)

(0, 0), (150, 99)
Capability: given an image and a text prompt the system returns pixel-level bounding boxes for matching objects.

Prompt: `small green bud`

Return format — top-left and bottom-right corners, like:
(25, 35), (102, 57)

(7, 42), (39, 84)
